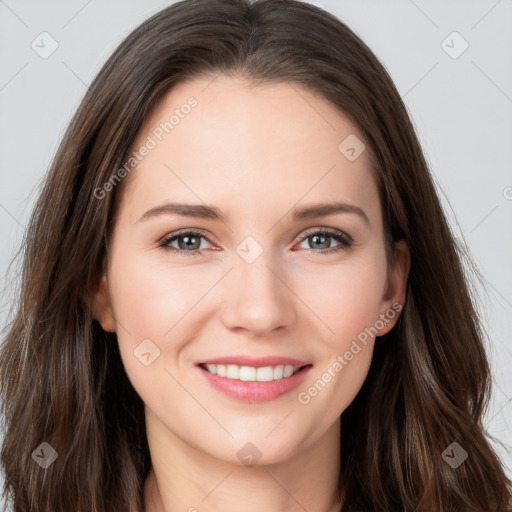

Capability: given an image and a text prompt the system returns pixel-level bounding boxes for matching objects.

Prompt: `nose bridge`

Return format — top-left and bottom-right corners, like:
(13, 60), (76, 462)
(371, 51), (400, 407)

(220, 236), (296, 335)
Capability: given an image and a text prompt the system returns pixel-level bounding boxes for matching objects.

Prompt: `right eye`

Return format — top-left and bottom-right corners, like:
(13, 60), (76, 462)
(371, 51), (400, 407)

(158, 230), (214, 257)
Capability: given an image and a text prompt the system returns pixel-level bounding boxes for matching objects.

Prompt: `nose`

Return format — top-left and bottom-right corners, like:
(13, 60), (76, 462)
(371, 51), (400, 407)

(219, 251), (297, 337)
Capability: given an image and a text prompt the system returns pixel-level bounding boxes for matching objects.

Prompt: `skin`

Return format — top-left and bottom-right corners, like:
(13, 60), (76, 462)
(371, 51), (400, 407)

(91, 75), (410, 512)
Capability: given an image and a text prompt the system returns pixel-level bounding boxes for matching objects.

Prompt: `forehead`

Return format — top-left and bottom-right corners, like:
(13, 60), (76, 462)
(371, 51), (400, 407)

(118, 75), (380, 226)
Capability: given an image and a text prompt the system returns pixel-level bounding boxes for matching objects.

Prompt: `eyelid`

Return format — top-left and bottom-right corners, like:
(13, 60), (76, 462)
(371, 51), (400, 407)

(157, 228), (217, 250)
(296, 226), (353, 244)
(159, 226), (352, 247)
(158, 226), (354, 256)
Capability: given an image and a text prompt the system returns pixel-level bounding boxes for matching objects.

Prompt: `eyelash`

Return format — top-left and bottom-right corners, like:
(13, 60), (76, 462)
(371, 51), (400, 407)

(158, 228), (353, 258)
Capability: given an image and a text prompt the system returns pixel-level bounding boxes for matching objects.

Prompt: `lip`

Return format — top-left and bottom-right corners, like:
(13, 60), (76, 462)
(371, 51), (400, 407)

(195, 355), (311, 368)
(195, 363), (313, 403)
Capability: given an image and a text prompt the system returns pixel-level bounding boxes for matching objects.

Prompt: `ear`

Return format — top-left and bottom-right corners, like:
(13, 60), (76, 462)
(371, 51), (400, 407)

(89, 273), (117, 333)
(376, 239), (410, 336)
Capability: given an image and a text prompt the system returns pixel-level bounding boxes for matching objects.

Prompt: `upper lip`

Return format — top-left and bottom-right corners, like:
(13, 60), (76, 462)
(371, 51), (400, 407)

(196, 356), (311, 368)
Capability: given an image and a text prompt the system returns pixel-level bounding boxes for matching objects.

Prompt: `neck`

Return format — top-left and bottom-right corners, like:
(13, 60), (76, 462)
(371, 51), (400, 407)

(143, 410), (343, 512)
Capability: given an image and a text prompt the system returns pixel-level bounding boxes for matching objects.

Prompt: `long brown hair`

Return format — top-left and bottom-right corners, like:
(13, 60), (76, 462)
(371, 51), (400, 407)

(1, 0), (510, 510)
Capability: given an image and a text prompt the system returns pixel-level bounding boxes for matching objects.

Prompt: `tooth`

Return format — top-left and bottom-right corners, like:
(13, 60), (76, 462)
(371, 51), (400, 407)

(239, 366), (256, 381)
(273, 365), (284, 380)
(226, 364), (239, 379)
(256, 366), (274, 382)
(283, 365), (294, 378)
(205, 364), (217, 375)
(204, 363), (303, 380)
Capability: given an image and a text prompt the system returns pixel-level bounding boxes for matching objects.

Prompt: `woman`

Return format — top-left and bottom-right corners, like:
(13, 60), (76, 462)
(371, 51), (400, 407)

(1, 0), (510, 510)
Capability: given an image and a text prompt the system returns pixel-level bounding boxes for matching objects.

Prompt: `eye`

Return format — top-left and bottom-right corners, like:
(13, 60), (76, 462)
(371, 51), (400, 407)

(158, 228), (353, 257)
(295, 228), (353, 254)
(158, 230), (213, 257)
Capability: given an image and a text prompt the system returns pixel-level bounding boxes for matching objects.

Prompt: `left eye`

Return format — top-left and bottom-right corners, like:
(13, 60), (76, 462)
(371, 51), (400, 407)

(159, 228), (352, 256)
(159, 231), (211, 255)
(296, 229), (352, 253)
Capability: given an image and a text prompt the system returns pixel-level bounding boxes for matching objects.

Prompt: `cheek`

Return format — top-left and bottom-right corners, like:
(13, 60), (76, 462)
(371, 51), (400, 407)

(292, 257), (386, 348)
(107, 252), (203, 404)
(298, 257), (386, 414)
(297, 266), (380, 416)
(109, 251), (209, 337)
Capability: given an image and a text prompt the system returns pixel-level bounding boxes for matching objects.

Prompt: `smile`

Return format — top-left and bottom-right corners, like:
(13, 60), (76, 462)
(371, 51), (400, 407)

(196, 363), (313, 402)
(201, 363), (302, 381)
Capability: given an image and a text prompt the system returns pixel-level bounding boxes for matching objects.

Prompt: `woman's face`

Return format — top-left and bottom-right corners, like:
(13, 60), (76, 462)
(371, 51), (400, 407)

(93, 74), (409, 465)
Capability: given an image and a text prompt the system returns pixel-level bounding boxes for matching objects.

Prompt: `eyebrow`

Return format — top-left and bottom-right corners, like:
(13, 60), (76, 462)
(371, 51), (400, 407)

(137, 201), (370, 226)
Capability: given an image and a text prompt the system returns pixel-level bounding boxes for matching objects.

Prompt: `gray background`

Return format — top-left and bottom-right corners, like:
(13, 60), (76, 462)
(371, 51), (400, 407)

(1, 0), (511, 495)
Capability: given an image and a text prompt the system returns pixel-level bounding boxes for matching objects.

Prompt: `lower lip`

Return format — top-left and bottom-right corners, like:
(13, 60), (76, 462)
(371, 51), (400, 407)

(196, 365), (313, 403)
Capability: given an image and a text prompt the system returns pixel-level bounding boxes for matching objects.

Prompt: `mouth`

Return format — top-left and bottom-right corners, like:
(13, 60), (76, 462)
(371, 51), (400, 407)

(197, 362), (311, 382)
(195, 361), (313, 402)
